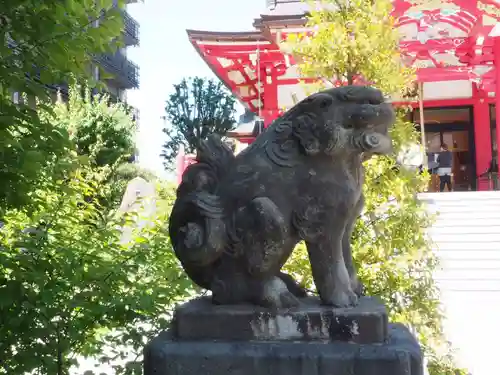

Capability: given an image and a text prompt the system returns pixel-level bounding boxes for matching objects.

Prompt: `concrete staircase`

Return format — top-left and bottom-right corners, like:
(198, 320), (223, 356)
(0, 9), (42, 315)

(418, 191), (500, 375)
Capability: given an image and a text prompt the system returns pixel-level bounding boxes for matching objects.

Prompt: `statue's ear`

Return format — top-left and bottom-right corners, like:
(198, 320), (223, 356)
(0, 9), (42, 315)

(310, 92), (335, 111)
(331, 86), (385, 105)
(292, 113), (321, 156)
(291, 92), (337, 156)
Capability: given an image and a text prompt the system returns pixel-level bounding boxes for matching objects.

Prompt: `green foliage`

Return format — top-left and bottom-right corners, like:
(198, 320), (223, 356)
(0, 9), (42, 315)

(0, 4), (189, 372)
(0, 0), (124, 213)
(0, 166), (195, 375)
(161, 77), (237, 168)
(40, 83), (142, 210)
(286, 0), (414, 95)
(51, 84), (136, 168)
(285, 1), (466, 374)
(114, 163), (158, 184)
(0, 101), (74, 213)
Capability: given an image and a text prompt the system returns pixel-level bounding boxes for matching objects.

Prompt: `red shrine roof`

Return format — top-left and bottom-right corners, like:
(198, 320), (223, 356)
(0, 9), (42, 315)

(187, 0), (500, 112)
(393, 0), (500, 90)
(187, 29), (298, 113)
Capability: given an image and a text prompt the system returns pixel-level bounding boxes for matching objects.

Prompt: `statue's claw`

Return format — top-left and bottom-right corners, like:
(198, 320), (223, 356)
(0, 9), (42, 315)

(260, 277), (301, 309)
(351, 276), (364, 297)
(324, 287), (359, 308)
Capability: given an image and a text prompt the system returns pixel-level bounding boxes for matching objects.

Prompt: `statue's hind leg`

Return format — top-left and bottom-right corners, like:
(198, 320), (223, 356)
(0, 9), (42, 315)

(211, 268), (301, 308)
(232, 197), (301, 308)
(258, 276), (300, 308)
(278, 271), (308, 298)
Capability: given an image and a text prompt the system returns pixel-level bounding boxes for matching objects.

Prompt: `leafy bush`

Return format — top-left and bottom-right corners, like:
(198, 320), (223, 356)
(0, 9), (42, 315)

(51, 84), (136, 168)
(0, 0), (123, 213)
(0, 165), (195, 375)
(39, 83), (148, 211)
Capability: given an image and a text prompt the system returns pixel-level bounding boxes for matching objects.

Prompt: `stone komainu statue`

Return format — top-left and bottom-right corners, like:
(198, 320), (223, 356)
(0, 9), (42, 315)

(169, 86), (395, 309)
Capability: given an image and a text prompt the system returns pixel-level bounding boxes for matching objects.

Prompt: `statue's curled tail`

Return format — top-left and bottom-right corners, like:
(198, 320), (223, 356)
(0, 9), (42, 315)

(168, 135), (234, 289)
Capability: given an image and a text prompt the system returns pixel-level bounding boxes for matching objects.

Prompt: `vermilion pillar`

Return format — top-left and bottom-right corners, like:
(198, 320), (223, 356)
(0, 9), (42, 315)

(261, 65), (282, 127)
(260, 109), (281, 126)
(472, 86), (492, 190)
(495, 37), (500, 165)
(176, 145), (186, 185)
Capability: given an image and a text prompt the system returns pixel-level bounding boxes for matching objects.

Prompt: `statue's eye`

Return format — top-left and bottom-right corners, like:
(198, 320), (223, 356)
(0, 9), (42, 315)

(319, 99), (331, 109)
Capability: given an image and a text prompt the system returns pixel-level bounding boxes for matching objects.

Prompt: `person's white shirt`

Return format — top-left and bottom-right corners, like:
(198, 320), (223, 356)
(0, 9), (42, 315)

(437, 167), (452, 176)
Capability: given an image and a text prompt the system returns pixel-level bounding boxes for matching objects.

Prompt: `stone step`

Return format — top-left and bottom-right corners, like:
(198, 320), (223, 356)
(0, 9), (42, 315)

(435, 279), (500, 292)
(419, 191), (500, 201)
(438, 259), (500, 269)
(432, 212), (500, 221)
(144, 324), (422, 375)
(434, 269), (500, 280)
(437, 250), (500, 261)
(432, 241), (500, 251)
(431, 232), (500, 243)
(428, 225), (500, 235)
(425, 204), (500, 213)
(173, 296), (388, 344)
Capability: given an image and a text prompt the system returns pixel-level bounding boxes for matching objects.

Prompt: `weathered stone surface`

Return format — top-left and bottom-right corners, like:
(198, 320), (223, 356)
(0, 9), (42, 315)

(168, 86), (395, 309)
(144, 323), (423, 375)
(173, 296), (387, 344)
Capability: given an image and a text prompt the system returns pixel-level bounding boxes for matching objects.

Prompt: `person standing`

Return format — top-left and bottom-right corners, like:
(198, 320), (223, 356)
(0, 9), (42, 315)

(437, 143), (453, 192)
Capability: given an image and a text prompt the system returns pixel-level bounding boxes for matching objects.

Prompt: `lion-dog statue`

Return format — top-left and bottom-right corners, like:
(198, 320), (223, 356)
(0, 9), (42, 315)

(169, 86), (395, 309)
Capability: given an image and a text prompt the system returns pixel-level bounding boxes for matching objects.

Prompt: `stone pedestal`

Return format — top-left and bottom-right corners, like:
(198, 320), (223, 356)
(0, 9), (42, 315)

(144, 297), (423, 375)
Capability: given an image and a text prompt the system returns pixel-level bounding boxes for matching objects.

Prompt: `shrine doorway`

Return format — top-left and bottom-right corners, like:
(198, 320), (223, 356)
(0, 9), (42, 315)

(414, 107), (476, 192)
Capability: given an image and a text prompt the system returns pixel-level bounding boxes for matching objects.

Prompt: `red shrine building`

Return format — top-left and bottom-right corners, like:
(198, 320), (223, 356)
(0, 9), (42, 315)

(183, 0), (500, 192)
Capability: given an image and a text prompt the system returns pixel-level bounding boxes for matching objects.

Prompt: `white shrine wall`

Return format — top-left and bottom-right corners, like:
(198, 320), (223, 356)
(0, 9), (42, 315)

(276, 66), (474, 110)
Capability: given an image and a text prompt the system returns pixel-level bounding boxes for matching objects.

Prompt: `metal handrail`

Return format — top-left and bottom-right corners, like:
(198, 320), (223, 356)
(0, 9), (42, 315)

(266, 0), (303, 7)
(121, 9), (139, 44)
(267, 0), (303, 4)
(94, 52), (139, 89)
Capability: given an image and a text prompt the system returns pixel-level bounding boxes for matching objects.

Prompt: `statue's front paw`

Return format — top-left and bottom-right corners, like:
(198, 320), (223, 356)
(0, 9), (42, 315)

(351, 275), (364, 297)
(323, 287), (358, 308)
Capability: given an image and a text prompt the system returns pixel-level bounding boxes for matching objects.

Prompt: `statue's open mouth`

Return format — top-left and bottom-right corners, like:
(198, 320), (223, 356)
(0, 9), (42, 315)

(339, 100), (394, 156)
(349, 129), (392, 156)
(362, 131), (393, 155)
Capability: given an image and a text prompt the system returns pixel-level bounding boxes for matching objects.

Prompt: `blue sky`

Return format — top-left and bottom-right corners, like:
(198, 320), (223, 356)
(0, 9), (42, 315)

(126, 0), (264, 178)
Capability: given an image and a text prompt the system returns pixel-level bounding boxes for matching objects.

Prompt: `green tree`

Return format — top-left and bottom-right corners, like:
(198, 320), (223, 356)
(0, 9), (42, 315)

(52, 84), (137, 168)
(0, 164), (195, 375)
(0, 0), (124, 213)
(284, 1), (465, 374)
(161, 77), (237, 168)
(43, 83), (153, 210)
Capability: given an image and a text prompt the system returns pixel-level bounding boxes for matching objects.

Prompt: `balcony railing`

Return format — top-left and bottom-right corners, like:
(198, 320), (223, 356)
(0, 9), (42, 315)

(266, 0), (303, 7)
(121, 9), (139, 46)
(95, 52), (139, 89)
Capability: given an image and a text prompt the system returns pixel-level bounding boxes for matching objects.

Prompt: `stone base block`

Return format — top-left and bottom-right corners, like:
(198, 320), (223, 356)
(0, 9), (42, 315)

(144, 323), (423, 375)
(173, 296), (387, 344)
